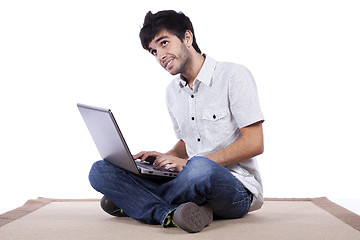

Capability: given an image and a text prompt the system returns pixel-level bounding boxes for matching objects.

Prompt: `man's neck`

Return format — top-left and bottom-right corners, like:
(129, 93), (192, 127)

(181, 53), (205, 89)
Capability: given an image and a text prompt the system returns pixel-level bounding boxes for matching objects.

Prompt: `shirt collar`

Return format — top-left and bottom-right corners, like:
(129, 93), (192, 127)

(178, 54), (216, 88)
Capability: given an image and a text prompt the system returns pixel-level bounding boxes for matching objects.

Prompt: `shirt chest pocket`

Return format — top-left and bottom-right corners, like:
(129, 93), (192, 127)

(202, 109), (228, 121)
(201, 109), (229, 142)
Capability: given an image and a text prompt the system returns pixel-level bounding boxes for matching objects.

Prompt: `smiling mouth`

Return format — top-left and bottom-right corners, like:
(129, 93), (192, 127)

(163, 58), (174, 70)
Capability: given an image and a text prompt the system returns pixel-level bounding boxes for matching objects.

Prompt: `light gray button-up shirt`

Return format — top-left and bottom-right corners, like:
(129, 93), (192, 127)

(165, 55), (265, 211)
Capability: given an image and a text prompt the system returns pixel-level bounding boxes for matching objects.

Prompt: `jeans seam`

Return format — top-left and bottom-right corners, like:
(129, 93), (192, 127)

(127, 174), (167, 203)
(211, 183), (248, 205)
(212, 183), (247, 192)
(127, 173), (176, 225)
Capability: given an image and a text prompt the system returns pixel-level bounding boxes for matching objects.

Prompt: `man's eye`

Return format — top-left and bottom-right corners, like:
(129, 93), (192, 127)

(151, 49), (157, 56)
(162, 41), (168, 46)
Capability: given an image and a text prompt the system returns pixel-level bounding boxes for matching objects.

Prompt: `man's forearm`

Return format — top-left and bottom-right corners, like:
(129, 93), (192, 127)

(166, 140), (189, 159)
(206, 122), (264, 166)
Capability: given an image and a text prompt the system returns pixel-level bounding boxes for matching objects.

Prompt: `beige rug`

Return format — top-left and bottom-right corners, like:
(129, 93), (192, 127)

(1, 197), (359, 239)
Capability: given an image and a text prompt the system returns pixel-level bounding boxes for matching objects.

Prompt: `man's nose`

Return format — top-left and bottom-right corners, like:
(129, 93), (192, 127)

(157, 49), (166, 62)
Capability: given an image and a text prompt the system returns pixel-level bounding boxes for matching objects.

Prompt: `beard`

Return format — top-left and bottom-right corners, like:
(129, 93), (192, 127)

(168, 43), (191, 76)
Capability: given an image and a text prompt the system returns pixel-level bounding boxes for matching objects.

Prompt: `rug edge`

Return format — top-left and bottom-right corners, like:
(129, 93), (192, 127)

(311, 197), (360, 231)
(1, 197), (359, 231)
(0, 197), (99, 227)
(264, 197), (360, 231)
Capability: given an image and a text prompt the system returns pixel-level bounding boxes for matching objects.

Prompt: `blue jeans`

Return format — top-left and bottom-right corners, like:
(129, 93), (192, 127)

(89, 156), (252, 226)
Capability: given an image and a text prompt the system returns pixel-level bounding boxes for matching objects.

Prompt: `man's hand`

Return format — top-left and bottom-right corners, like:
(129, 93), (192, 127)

(133, 151), (163, 164)
(153, 155), (187, 172)
(133, 151), (187, 172)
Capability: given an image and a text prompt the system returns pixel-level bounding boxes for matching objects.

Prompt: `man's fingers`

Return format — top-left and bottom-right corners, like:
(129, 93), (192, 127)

(165, 163), (176, 169)
(133, 152), (145, 160)
(134, 151), (163, 163)
(154, 156), (174, 168)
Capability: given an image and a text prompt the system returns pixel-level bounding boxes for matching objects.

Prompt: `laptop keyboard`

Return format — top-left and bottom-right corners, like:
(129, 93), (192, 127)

(136, 161), (175, 172)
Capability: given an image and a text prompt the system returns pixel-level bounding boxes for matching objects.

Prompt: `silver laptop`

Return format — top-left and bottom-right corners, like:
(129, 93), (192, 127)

(77, 103), (177, 178)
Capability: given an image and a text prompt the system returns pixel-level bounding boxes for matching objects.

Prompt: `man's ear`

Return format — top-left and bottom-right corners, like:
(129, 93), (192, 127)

(184, 30), (193, 48)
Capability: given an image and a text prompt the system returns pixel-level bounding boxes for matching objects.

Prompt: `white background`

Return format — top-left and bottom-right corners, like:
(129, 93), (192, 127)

(1, 0), (359, 214)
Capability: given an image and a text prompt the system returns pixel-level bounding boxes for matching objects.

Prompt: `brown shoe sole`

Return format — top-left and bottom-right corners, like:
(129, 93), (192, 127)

(173, 202), (213, 233)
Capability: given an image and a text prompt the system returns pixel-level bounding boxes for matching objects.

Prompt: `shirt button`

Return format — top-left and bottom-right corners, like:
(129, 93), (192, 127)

(197, 138), (201, 142)
(191, 117), (195, 120)
(213, 114), (216, 119)
(191, 95), (194, 98)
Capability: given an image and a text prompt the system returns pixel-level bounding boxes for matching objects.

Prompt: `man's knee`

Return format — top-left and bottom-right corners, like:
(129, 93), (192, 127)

(183, 156), (237, 186)
(88, 160), (108, 191)
(182, 156), (220, 183)
(186, 156), (221, 172)
(186, 156), (214, 168)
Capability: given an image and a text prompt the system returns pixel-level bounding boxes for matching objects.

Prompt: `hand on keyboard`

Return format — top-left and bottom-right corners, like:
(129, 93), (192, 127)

(133, 151), (187, 173)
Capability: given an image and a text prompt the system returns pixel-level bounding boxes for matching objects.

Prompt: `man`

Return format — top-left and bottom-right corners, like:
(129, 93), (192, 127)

(89, 10), (264, 233)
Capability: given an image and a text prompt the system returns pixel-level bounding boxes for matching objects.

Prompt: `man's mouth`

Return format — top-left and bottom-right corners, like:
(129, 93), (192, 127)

(163, 58), (174, 70)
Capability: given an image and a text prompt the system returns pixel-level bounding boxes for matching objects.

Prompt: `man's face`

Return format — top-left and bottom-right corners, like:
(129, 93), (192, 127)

(147, 30), (190, 76)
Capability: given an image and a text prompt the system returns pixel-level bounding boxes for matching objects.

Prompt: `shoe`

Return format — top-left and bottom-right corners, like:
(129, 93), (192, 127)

(100, 196), (128, 217)
(173, 202), (213, 233)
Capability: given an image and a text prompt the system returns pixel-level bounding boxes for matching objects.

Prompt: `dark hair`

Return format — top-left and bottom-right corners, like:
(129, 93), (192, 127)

(139, 10), (201, 54)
